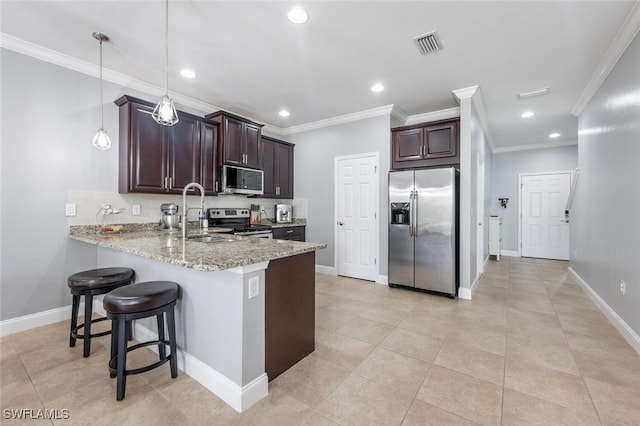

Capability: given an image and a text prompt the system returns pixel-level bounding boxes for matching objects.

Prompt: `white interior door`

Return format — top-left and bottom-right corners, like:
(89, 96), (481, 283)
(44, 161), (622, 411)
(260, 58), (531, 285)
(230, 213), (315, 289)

(335, 153), (378, 281)
(521, 173), (571, 260)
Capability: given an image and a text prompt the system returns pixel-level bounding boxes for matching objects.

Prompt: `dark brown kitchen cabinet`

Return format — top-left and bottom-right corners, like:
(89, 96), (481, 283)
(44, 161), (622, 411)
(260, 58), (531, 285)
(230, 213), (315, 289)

(272, 226), (305, 242)
(391, 118), (459, 169)
(205, 111), (263, 169)
(262, 136), (294, 199)
(115, 95), (218, 195)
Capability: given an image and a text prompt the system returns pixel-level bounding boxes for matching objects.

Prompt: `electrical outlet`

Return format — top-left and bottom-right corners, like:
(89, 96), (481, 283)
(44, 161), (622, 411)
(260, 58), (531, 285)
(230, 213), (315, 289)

(65, 203), (76, 217)
(132, 204), (141, 216)
(248, 276), (260, 299)
(620, 280), (626, 295)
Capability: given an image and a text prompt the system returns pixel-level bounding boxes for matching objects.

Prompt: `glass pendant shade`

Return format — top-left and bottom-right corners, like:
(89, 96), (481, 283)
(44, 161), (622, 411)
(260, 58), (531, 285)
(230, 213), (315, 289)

(92, 128), (111, 150)
(154, 0), (179, 126)
(152, 94), (179, 125)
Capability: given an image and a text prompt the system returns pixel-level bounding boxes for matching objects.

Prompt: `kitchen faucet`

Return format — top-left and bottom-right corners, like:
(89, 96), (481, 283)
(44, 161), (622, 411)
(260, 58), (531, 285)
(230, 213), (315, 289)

(182, 182), (206, 239)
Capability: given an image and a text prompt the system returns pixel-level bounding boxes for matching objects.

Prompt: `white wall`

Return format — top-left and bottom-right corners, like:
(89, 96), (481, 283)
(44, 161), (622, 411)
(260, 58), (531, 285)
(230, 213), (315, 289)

(491, 145), (578, 252)
(289, 116), (391, 277)
(571, 33), (640, 337)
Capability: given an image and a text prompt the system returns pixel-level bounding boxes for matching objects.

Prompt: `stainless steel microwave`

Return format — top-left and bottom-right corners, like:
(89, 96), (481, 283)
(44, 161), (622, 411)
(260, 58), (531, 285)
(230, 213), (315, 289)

(221, 165), (264, 195)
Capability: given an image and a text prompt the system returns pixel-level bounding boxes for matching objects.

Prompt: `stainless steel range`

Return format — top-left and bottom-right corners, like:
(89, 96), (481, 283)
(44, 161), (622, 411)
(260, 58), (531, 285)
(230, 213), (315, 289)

(207, 208), (273, 238)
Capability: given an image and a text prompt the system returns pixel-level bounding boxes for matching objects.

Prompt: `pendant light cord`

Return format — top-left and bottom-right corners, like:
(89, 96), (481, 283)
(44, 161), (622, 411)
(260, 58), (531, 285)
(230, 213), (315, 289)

(164, 0), (169, 95)
(99, 38), (104, 129)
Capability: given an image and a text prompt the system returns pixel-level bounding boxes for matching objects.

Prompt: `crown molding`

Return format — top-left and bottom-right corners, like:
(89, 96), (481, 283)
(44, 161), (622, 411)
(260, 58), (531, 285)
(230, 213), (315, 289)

(570, 2), (640, 116)
(390, 105), (409, 124)
(452, 85), (479, 101)
(493, 139), (578, 153)
(281, 105), (396, 135)
(404, 107), (460, 126)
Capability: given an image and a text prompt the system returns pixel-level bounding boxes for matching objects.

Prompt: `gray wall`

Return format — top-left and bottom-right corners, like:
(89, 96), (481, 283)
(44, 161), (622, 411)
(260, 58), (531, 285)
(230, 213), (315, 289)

(289, 116), (391, 277)
(571, 33), (640, 336)
(491, 145), (578, 252)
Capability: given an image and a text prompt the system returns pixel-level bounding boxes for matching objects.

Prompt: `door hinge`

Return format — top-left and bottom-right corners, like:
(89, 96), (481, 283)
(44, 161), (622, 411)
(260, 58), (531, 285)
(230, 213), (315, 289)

(374, 258), (377, 265)
(374, 166), (377, 173)
(374, 212), (377, 219)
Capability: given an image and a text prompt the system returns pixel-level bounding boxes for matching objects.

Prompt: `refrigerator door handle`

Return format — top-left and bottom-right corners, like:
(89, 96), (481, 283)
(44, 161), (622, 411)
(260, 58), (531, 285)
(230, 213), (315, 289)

(413, 190), (418, 237)
(408, 191), (414, 237)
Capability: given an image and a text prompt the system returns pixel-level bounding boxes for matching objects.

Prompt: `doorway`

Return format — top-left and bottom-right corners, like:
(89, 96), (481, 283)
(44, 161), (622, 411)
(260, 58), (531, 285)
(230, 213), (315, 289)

(335, 152), (379, 281)
(519, 172), (571, 260)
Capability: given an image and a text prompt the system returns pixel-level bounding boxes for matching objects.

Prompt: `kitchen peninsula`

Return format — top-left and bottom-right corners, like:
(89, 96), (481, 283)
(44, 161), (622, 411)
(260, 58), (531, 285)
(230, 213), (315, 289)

(69, 226), (325, 412)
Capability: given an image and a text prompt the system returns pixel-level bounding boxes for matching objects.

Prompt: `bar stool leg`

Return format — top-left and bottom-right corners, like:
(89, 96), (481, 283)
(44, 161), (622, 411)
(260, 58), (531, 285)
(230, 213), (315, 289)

(110, 320), (118, 379)
(83, 294), (94, 357)
(116, 317), (128, 401)
(167, 308), (178, 378)
(70, 295), (80, 347)
(156, 313), (166, 360)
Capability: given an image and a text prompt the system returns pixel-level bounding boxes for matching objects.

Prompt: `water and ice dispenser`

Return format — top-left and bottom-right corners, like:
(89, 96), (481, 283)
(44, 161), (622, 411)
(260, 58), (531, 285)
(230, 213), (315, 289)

(390, 203), (410, 225)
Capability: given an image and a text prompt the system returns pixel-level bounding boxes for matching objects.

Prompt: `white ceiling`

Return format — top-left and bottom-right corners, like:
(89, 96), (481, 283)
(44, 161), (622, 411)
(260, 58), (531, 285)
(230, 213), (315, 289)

(1, 1), (638, 149)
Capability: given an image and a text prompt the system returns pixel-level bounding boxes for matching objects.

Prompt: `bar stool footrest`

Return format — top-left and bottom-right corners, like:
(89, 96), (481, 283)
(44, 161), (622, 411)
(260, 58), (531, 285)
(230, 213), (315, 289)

(71, 316), (111, 341)
(108, 340), (173, 377)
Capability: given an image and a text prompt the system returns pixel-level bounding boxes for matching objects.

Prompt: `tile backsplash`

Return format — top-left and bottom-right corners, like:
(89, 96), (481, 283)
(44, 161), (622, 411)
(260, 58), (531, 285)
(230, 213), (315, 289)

(67, 190), (307, 226)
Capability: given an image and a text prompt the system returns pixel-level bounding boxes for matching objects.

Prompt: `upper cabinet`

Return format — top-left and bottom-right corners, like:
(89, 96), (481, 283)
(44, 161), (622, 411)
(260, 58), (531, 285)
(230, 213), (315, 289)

(205, 111), (263, 170)
(115, 95), (218, 195)
(262, 136), (294, 199)
(391, 118), (460, 169)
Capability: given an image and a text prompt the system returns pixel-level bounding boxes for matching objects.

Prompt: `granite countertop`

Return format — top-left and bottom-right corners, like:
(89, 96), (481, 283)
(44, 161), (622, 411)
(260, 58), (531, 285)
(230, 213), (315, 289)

(68, 224), (324, 272)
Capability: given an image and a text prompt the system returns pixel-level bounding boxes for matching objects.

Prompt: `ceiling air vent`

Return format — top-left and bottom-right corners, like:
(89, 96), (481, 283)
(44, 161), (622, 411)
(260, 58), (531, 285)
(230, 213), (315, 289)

(414, 31), (441, 54)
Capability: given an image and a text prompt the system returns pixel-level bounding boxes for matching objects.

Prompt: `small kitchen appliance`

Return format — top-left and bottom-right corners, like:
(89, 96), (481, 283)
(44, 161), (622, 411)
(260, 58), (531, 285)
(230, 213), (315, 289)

(208, 208), (272, 238)
(159, 203), (181, 231)
(275, 204), (293, 224)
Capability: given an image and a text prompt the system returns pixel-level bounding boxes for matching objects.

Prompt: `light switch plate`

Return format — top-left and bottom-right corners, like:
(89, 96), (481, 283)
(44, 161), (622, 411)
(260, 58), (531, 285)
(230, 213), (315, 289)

(65, 203), (76, 217)
(248, 276), (260, 299)
(132, 204), (141, 216)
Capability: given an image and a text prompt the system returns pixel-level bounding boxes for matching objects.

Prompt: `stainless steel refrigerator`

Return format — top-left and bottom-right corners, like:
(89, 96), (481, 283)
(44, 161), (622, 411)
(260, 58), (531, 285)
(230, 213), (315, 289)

(388, 167), (459, 297)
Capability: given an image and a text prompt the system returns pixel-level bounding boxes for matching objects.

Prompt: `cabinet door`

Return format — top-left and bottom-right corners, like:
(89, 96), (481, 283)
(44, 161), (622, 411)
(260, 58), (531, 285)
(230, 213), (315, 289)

(392, 128), (423, 163)
(424, 121), (458, 160)
(129, 104), (168, 193)
(243, 123), (262, 169)
(222, 116), (244, 165)
(168, 115), (200, 193)
(261, 138), (277, 197)
(200, 121), (219, 194)
(275, 143), (294, 199)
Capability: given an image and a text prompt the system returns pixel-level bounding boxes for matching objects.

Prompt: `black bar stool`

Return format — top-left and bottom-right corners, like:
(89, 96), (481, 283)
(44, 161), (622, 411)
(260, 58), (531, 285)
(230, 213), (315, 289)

(68, 267), (135, 357)
(103, 281), (179, 401)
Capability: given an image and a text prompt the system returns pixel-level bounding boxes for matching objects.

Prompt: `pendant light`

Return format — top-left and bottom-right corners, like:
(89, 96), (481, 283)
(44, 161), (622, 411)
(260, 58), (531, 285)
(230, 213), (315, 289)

(152, 0), (179, 126)
(91, 32), (111, 150)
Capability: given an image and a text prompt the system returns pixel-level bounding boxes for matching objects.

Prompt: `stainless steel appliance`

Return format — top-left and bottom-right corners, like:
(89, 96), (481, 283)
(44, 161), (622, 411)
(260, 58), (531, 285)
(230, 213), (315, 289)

(388, 167), (459, 297)
(275, 204), (293, 223)
(159, 203), (181, 231)
(220, 165), (264, 195)
(208, 208), (273, 238)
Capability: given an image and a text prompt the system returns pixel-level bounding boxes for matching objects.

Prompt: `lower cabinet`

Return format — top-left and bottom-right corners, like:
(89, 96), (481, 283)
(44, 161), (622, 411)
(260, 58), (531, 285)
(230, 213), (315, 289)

(272, 226), (305, 242)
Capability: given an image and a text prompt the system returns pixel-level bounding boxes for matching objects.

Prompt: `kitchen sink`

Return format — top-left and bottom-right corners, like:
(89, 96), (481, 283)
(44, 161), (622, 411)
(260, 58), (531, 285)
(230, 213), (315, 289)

(187, 236), (234, 244)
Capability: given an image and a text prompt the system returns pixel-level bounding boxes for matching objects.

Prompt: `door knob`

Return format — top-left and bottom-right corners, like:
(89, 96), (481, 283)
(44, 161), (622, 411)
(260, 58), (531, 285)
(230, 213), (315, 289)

(337, 221), (345, 226)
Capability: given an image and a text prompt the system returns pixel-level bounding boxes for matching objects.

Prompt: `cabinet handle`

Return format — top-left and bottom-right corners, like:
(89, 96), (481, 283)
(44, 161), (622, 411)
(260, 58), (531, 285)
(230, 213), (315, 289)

(286, 229), (294, 234)
(215, 181), (218, 192)
(169, 177), (173, 189)
(276, 186), (280, 195)
(164, 176), (168, 190)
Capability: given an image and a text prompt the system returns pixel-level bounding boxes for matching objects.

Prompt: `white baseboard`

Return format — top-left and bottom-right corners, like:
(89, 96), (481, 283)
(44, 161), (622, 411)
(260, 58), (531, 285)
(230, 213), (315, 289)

(458, 287), (472, 300)
(501, 250), (520, 257)
(315, 264), (337, 275)
(376, 275), (388, 285)
(0, 304), (82, 337)
(568, 267), (640, 355)
(483, 255), (489, 272)
(134, 322), (267, 412)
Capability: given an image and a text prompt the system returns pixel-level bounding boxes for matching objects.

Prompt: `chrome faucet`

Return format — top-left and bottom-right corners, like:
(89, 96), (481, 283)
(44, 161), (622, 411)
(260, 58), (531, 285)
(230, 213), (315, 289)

(182, 182), (206, 239)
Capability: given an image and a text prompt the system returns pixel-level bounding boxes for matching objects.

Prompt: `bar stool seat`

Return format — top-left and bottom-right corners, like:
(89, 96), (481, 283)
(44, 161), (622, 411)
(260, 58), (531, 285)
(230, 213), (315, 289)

(68, 267), (135, 357)
(103, 281), (179, 401)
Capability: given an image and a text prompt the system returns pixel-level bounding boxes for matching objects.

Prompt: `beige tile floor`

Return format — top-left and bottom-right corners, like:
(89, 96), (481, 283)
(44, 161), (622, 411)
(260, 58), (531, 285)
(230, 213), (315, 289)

(2, 257), (640, 425)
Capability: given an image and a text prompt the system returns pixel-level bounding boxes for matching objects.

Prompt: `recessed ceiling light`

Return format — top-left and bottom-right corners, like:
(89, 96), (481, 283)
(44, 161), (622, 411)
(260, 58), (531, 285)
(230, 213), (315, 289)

(521, 111), (535, 118)
(549, 132), (561, 138)
(287, 8), (308, 24)
(371, 83), (384, 93)
(279, 110), (290, 117)
(180, 68), (197, 79)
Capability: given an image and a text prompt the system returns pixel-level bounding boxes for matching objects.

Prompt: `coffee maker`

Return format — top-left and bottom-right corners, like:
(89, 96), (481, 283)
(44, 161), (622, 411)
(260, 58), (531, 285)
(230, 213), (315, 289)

(275, 204), (293, 223)
(159, 203), (181, 231)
